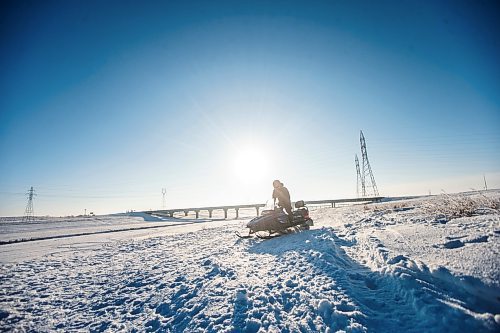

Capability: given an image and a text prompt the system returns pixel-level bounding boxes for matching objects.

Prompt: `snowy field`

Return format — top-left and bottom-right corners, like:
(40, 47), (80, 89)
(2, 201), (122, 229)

(1, 191), (499, 332)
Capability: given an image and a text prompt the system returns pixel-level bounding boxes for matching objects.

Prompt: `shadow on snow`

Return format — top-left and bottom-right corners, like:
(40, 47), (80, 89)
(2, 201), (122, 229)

(243, 228), (497, 333)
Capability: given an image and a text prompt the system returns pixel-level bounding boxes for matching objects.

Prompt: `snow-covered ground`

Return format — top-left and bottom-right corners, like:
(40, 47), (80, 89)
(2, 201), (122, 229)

(1, 191), (499, 332)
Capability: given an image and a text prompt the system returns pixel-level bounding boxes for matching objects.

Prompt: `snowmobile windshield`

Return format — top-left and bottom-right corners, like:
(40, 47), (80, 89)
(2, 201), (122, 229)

(264, 199), (275, 210)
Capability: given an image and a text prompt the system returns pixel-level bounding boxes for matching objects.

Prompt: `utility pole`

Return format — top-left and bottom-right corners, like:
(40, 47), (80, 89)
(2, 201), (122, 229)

(162, 188), (167, 210)
(483, 175), (488, 191)
(23, 186), (36, 221)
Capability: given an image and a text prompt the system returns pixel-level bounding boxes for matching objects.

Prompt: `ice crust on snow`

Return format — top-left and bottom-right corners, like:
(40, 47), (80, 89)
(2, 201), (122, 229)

(0, 191), (499, 332)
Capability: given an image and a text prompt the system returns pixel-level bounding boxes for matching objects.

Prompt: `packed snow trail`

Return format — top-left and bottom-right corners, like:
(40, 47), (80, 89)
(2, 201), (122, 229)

(1, 222), (496, 332)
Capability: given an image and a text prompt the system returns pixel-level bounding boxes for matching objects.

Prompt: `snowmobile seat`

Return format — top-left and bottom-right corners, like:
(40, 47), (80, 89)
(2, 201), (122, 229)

(294, 200), (305, 208)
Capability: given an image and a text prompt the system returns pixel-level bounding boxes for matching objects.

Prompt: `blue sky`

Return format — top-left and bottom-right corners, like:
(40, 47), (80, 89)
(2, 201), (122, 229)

(1, 0), (499, 216)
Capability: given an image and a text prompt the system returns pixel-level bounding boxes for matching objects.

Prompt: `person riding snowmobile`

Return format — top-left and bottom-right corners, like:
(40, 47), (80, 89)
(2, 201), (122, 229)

(272, 180), (293, 222)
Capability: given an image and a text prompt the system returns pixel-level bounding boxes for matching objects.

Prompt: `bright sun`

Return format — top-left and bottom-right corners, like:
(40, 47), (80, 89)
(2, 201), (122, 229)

(232, 146), (269, 184)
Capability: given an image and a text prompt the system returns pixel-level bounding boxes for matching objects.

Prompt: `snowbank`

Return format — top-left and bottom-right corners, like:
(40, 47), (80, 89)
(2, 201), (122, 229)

(0, 191), (498, 332)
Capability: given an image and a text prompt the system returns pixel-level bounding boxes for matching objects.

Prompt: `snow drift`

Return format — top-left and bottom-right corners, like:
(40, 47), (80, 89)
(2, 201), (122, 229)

(0, 191), (499, 332)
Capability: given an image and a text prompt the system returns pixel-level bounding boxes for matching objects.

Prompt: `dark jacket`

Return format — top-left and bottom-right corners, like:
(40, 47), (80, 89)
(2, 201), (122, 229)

(272, 186), (291, 207)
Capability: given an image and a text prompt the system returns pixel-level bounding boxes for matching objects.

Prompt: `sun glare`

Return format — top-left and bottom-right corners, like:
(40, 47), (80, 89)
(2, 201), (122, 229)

(232, 146), (269, 184)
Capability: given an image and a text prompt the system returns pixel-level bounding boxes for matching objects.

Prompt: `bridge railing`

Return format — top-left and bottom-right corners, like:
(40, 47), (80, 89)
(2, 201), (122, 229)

(145, 197), (384, 219)
(305, 197), (385, 208)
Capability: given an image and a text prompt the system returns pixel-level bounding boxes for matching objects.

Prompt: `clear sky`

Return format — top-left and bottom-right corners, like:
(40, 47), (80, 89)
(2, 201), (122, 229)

(1, 0), (499, 216)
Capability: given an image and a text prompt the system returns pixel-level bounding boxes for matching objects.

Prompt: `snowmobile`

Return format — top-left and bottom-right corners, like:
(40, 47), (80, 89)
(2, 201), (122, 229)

(236, 200), (313, 239)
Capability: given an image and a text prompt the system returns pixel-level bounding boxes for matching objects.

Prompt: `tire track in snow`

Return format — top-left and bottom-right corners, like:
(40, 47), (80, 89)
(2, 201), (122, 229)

(0, 222), (496, 332)
(0, 222), (195, 245)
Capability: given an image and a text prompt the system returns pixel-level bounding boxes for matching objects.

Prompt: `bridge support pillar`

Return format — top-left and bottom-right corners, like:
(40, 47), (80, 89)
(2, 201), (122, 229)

(208, 209), (213, 218)
(224, 209), (228, 219)
(256, 206), (260, 216)
(235, 208), (239, 219)
(184, 211), (189, 216)
(195, 210), (199, 219)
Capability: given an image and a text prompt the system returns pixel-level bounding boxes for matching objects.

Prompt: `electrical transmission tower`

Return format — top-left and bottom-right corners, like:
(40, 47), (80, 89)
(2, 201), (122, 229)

(24, 186), (36, 221)
(161, 188), (167, 210)
(356, 131), (379, 197)
(355, 155), (362, 197)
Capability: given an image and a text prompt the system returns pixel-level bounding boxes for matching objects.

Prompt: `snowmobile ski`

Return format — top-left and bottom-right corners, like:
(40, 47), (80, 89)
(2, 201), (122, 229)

(235, 231), (252, 239)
